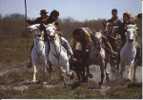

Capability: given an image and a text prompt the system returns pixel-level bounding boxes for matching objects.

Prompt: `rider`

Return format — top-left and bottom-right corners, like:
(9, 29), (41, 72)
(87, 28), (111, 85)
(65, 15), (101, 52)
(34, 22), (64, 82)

(108, 9), (122, 32)
(27, 9), (49, 25)
(121, 12), (135, 47)
(46, 10), (73, 57)
(26, 9), (49, 67)
(108, 9), (122, 41)
(107, 9), (122, 54)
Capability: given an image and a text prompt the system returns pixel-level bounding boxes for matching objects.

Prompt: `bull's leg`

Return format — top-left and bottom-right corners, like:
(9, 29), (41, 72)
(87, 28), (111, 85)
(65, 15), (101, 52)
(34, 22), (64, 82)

(133, 65), (137, 82)
(81, 66), (88, 82)
(32, 65), (37, 83)
(105, 62), (110, 82)
(99, 64), (105, 86)
(86, 65), (93, 78)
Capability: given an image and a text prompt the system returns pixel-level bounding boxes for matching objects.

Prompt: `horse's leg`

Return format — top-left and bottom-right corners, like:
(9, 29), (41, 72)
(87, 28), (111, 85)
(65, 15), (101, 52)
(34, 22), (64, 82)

(31, 50), (38, 83)
(42, 56), (49, 83)
(128, 63), (135, 82)
(32, 64), (37, 83)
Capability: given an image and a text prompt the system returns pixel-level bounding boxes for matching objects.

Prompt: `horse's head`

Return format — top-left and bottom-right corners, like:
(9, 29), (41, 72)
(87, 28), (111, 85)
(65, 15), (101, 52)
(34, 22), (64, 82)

(45, 24), (57, 39)
(126, 24), (137, 42)
(27, 24), (44, 40)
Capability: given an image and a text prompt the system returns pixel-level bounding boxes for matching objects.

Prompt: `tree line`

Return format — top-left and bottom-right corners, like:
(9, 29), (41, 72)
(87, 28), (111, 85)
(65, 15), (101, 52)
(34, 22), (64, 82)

(0, 13), (142, 47)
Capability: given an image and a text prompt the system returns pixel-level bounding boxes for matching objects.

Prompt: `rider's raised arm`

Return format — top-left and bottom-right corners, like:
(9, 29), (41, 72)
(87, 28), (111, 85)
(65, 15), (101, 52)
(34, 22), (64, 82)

(26, 17), (41, 25)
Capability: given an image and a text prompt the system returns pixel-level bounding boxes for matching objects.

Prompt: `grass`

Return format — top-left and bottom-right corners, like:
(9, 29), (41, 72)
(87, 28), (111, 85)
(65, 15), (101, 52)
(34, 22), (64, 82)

(0, 35), (32, 67)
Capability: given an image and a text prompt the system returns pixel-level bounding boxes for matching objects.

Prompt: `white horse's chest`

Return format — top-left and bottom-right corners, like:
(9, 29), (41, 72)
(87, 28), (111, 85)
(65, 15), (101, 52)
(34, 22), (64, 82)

(48, 41), (68, 66)
(34, 39), (45, 54)
(120, 42), (136, 64)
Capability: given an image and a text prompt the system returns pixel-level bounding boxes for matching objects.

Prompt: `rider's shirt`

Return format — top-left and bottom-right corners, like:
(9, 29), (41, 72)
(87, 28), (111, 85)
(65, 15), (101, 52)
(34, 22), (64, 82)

(109, 17), (122, 35)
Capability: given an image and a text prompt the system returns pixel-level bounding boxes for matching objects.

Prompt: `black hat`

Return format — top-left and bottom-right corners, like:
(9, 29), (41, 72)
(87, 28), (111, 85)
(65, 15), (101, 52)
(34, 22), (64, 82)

(51, 10), (59, 16)
(112, 8), (118, 13)
(40, 9), (48, 14)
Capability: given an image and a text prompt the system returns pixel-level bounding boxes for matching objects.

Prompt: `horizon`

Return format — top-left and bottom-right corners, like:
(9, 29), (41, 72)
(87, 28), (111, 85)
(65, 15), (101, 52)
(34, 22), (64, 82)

(0, 0), (141, 21)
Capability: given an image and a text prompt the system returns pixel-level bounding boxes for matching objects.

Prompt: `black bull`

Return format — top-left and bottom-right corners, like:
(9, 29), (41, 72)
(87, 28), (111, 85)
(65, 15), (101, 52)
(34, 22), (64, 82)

(69, 36), (110, 86)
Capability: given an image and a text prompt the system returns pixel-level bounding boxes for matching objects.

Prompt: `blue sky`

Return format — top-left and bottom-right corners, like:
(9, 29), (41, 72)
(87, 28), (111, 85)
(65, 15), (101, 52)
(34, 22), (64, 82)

(0, 0), (141, 21)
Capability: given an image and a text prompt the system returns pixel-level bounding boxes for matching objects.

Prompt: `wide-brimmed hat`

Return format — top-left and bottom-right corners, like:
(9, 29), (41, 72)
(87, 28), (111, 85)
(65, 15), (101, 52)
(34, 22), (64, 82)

(40, 9), (48, 14)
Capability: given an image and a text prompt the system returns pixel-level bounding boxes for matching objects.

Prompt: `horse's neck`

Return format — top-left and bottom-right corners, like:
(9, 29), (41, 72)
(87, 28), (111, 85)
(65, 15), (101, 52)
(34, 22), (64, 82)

(54, 34), (61, 46)
(125, 40), (136, 49)
(50, 35), (61, 52)
(34, 38), (44, 51)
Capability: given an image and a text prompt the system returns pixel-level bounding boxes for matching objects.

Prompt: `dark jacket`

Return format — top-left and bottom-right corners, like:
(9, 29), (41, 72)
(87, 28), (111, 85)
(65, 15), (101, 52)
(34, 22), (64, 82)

(27, 15), (49, 25)
(108, 17), (122, 34)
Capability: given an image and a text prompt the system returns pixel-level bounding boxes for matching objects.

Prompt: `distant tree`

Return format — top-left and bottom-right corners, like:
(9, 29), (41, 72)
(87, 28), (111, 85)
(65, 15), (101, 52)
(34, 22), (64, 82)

(3, 13), (25, 21)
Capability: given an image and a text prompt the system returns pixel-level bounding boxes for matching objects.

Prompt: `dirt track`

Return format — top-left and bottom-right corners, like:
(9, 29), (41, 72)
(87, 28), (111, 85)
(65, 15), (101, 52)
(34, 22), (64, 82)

(89, 64), (142, 83)
(0, 63), (141, 98)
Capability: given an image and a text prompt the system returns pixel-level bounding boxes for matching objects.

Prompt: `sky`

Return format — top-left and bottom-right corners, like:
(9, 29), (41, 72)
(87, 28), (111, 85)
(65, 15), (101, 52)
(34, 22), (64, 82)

(0, 0), (141, 21)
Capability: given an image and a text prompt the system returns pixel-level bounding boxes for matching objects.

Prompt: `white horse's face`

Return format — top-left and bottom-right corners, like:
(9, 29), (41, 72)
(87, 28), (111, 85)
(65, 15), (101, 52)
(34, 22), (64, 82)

(45, 24), (57, 37)
(27, 24), (43, 38)
(126, 24), (137, 42)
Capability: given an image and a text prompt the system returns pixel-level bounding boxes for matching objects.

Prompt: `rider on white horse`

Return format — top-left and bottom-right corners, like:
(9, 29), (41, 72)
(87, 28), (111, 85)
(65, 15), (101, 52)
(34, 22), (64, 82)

(45, 10), (73, 57)
(27, 9), (73, 67)
(120, 23), (138, 82)
(27, 24), (49, 83)
(26, 9), (49, 67)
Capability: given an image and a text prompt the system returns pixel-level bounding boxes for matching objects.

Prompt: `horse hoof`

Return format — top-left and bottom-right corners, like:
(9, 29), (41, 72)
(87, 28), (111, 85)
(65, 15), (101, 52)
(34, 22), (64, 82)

(98, 82), (103, 86)
(32, 80), (39, 84)
(43, 81), (48, 85)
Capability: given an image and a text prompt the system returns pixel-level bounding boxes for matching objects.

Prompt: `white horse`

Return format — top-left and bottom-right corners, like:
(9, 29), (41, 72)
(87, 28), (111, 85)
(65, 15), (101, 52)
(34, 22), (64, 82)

(44, 24), (73, 85)
(120, 24), (138, 82)
(28, 24), (48, 83)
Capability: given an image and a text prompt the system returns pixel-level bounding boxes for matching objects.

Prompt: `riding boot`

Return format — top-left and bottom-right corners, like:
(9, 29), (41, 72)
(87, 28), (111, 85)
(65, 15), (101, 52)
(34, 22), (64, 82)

(60, 37), (73, 56)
